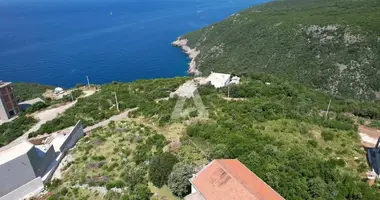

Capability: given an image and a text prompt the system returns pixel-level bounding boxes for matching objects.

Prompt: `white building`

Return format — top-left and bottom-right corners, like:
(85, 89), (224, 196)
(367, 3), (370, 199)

(205, 72), (240, 88)
(53, 87), (64, 95)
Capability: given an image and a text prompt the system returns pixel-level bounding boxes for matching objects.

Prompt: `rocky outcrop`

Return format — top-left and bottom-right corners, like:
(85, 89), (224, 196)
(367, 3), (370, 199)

(172, 38), (201, 75)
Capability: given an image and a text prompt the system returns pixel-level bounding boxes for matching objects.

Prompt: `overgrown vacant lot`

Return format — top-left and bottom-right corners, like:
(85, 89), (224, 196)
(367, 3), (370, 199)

(47, 120), (206, 200)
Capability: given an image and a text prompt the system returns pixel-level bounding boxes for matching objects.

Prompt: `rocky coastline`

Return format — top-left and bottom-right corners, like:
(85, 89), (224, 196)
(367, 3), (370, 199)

(172, 37), (201, 75)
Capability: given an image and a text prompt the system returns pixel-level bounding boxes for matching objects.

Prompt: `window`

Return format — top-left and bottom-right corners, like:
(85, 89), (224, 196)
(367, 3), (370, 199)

(7, 86), (12, 93)
(8, 110), (15, 117)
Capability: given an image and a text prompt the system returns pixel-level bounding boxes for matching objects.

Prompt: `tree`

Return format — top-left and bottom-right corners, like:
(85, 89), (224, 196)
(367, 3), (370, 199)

(148, 152), (178, 187)
(168, 163), (194, 197)
(210, 144), (230, 159)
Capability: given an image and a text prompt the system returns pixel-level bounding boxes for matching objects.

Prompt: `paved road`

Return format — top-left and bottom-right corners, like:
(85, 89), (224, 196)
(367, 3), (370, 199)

(84, 107), (138, 133)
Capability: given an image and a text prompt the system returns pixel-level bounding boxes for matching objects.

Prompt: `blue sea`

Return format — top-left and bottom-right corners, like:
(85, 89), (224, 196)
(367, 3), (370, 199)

(0, 0), (267, 87)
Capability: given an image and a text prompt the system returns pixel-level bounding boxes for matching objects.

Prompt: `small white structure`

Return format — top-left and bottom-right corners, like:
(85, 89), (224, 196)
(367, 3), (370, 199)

(205, 72), (240, 88)
(53, 87), (64, 95)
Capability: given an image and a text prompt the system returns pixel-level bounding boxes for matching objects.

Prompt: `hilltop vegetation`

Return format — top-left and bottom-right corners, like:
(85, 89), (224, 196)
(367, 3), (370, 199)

(12, 82), (54, 102)
(182, 0), (380, 99)
(37, 73), (380, 199)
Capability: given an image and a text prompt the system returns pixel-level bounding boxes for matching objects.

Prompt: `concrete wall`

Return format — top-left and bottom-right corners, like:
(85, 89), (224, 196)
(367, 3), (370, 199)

(39, 145), (57, 176)
(0, 177), (43, 200)
(0, 97), (8, 121)
(42, 152), (65, 183)
(27, 147), (43, 177)
(0, 154), (36, 197)
(59, 121), (84, 152)
(28, 145), (57, 177)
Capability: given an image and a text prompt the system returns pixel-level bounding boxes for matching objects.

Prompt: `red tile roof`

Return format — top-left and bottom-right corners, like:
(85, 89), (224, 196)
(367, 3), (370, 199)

(191, 159), (284, 200)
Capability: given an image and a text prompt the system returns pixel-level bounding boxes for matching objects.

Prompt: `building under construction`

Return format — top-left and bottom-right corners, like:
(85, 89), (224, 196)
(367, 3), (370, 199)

(0, 82), (19, 121)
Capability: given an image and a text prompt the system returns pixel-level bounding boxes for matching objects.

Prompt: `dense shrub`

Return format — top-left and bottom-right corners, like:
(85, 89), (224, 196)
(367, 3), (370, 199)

(24, 102), (49, 114)
(0, 116), (37, 146)
(12, 82), (54, 102)
(321, 129), (334, 141)
(168, 163), (194, 197)
(148, 152), (178, 187)
(106, 179), (125, 190)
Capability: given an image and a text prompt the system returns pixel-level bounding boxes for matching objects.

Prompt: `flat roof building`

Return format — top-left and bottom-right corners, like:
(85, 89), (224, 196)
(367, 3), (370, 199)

(0, 82), (20, 121)
(205, 72), (240, 88)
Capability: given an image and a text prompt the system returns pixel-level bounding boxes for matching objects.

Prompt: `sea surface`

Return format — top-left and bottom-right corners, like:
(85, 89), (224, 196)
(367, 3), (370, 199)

(0, 0), (267, 87)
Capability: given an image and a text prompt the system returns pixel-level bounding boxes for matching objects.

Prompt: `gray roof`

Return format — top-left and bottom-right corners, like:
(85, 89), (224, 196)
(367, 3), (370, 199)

(0, 141), (34, 165)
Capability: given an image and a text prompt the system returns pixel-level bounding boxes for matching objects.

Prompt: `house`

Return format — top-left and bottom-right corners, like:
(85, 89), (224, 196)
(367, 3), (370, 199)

(185, 159), (284, 200)
(0, 121), (84, 200)
(0, 82), (20, 121)
(205, 72), (240, 88)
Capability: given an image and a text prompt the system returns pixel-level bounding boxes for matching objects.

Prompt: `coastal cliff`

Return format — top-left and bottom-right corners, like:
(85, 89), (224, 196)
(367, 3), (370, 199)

(178, 0), (380, 100)
(172, 38), (200, 76)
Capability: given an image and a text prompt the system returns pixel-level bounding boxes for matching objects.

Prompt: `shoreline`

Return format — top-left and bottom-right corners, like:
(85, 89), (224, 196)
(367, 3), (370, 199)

(172, 37), (201, 76)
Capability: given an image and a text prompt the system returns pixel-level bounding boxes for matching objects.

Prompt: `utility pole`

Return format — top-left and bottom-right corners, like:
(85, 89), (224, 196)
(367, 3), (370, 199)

(326, 99), (331, 118)
(113, 92), (120, 112)
(86, 76), (90, 90)
(70, 93), (74, 102)
(228, 84), (230, 99)
(227, 74), (232, 99)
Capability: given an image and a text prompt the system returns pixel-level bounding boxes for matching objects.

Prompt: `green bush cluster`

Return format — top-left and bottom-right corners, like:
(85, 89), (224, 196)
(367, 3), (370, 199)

(24, 101), (49, 114)
(0, 116), (37, 147)
(12, 82), (54, 102)
(148, 152), (178, 188)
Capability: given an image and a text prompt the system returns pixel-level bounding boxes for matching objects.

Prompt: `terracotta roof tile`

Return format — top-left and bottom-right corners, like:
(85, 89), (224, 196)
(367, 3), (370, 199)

(191, 159), (284, 200)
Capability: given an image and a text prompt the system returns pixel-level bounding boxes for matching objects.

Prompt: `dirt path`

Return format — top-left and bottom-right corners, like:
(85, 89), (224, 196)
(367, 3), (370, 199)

(84, 107), (139, 133)
(1, 101), (78, 150)
(358, 125), (380, 147)
(23, 90), (97, 138)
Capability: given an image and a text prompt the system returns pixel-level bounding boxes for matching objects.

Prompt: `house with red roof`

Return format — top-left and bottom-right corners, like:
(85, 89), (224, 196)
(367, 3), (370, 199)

(185, 159), (285, 200)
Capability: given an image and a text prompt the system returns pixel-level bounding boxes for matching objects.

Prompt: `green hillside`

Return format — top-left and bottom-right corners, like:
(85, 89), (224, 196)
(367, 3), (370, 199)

(12, 82), (54, 101)
(30, 74), (380, 199)
(182, 0), (380, 99)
